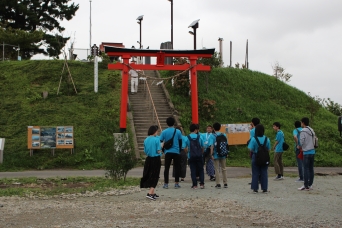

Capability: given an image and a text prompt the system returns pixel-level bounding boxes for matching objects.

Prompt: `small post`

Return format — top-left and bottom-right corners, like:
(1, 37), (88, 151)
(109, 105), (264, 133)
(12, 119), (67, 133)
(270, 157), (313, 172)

(0, 138), (5, 163)
(2, 42), (4, 61)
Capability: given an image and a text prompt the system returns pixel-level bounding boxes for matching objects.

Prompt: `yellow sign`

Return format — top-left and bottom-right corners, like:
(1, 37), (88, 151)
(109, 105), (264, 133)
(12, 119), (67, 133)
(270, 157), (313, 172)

(218, 123), (250, 145)
(27, 126), (74, 149)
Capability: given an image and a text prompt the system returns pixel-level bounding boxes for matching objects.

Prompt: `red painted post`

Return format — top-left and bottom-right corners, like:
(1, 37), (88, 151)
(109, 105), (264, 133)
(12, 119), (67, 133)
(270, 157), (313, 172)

(190, 57), (198, 124)
(119, 55), (130, 132)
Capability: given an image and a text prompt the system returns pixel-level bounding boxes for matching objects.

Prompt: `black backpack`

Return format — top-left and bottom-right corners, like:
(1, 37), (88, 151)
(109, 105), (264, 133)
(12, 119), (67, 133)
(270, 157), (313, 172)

(214, 133), (229, 157)
(255, 136), (270, 166)
(187, 135), (202, 158)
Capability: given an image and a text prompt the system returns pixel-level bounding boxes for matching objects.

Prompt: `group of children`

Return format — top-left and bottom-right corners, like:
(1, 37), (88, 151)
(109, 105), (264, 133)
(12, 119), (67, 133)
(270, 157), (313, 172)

(247, 117), (317, 193)
(140, 117), (229, 200)
(140, 116), (317, 200)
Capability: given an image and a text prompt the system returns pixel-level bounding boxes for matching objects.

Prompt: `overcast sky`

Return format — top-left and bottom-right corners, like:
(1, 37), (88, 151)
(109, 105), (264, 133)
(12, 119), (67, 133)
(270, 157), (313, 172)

(40, 0), (342, 104)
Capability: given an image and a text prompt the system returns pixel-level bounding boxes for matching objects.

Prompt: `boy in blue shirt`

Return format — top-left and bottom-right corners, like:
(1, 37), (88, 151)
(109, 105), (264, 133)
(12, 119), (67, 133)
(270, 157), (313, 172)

(293, 121), (303, 182)
(272, 122), (285, 180)
(186, 124), (205, 189)
(201, 125), (215, 181)
(209, 122), (228, 189)
(159, 117), (183, 189)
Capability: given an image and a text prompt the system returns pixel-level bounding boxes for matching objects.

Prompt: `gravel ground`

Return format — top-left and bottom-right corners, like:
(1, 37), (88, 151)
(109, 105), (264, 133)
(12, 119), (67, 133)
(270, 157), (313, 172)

(1, 175), (342, 228)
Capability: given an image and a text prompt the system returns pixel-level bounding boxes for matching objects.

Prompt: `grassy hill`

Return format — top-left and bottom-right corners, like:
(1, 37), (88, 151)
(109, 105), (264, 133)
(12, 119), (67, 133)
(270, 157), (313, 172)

(0, 60), (123, 171)
(0, 61), (341, 171)
(161, 68), (342, 167)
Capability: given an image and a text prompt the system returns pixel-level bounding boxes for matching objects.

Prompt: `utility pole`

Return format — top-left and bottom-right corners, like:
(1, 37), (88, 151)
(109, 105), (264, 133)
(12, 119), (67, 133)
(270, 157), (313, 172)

(218, 38), (223, 67)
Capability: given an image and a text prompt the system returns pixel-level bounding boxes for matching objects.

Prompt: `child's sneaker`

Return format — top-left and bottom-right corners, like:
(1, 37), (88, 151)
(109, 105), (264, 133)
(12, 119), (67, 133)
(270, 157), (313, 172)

(153, 194), (159, 198)
(200, 184), (204, 189)
(174, 183), (181, 189)
(146, 194), (156, 200)
(180, 178), (185, 182)
(224, 184), (228, 188)
(191, 186), (198, 190)
(163, 184), (168, 189)
(215, 184), (221, 189)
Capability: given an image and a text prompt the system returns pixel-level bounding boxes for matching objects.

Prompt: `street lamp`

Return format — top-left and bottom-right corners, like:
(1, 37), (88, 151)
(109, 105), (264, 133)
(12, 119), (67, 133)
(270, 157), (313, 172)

(136, 15), (143, 49)
(89, 0), (92, 50)
(167, 0), (173, 49)
(188, 19), (199, 50)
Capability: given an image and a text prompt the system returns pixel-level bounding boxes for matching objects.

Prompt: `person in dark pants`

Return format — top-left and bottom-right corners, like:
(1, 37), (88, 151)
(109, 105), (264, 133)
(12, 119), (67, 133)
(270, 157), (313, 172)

(248, 124), (270, 193)
(140, 126), (162, 200)
(186, 124), (205, 189)
(159, 117), (183, 189)
(293, 121), (303, 182)
(172, 126), (188, 182)
(298, 117), (316, 191)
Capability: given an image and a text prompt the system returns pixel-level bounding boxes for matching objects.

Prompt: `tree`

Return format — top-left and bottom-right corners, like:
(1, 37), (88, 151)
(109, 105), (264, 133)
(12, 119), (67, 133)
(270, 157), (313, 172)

(0, 24), (44, 60)
(272, 62), (293, 82)
(324, 98), (342, 116)
(0, 0), (79, 59)
(197, 51), (222, 68)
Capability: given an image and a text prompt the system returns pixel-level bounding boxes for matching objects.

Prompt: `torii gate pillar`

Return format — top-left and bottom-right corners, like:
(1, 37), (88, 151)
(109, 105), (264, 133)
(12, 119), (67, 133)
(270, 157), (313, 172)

(120, 55), (130, 132)
(190, 56), (199, 124)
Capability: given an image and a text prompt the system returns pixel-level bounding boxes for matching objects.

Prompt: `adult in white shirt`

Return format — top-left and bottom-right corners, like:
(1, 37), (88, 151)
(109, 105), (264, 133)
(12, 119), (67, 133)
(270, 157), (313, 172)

(129, 69), (139, 94)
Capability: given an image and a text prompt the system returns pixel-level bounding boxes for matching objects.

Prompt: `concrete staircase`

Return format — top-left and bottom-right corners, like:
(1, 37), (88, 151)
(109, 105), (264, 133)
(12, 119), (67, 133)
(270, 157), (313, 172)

(129, 70), (174, 157)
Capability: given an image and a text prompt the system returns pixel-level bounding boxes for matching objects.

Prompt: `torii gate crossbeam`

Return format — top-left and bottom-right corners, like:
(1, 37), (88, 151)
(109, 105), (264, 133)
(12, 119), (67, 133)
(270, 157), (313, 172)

(105, 47), (215, 132)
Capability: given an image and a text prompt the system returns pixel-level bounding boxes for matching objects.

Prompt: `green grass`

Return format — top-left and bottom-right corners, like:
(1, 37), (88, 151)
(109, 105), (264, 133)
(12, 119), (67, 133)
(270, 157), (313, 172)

(0, 176), (140, 197)
(0, 60), (124, 171)
(1, 61), (341, 171)
(161, 68), (342, 167)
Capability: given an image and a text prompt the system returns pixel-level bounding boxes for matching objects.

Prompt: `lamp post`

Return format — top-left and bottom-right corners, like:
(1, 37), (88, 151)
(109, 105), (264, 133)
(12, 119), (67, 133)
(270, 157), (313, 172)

(167, 0), (173, 49)
(188, 19), (199, 50)
(136, 15), (143, 63)
(218, 38), (223, 67)
(89, 0), (92, 50)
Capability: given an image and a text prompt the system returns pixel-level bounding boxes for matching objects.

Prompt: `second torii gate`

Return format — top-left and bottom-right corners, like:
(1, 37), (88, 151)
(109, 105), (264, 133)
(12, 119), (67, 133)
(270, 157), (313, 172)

(105, 47), (215, 132)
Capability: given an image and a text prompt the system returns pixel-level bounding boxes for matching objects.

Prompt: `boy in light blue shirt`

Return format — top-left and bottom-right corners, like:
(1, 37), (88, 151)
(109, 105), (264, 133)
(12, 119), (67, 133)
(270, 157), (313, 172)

(185, 124), (205, 189)
(159, 117), (183, 189)
(209, 122), (228, 189)
(272, 122), (284, 180)
(293, 121), (303, 182)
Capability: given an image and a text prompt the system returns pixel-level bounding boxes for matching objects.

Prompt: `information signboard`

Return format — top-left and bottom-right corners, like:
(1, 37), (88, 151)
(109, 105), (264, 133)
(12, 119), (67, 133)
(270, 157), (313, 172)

(218, 123), (250, 145)
(27, 126), (74, 149)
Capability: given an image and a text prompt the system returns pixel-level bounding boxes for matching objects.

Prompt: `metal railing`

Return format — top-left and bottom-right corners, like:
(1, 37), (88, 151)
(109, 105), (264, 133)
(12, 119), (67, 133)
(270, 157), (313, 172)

(141, 71), (162, 132)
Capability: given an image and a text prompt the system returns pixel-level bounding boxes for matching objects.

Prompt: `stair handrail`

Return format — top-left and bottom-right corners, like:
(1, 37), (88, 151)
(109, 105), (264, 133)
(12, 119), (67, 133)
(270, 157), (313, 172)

(143, 71), (163, 132)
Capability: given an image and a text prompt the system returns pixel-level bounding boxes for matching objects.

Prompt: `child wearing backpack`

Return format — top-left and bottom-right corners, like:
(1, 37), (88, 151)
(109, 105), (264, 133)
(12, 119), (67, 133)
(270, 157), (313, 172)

(248, 124), (270, 193)
(140, 126), (162, 200)
(185, 124), (205, 189)
(209, 122), (229, 189)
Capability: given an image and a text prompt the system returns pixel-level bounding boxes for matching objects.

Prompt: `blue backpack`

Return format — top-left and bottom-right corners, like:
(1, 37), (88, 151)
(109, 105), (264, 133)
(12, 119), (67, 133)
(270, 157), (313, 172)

(187, 134), (202, 158)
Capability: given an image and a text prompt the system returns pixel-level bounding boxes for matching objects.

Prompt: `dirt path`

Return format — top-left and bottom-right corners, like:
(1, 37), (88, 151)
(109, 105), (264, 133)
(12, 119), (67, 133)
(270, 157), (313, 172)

(1, 176), (342, 227)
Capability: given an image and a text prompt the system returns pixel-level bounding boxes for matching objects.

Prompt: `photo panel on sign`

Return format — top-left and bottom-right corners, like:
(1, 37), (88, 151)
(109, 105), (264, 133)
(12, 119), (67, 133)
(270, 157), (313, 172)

(57, 140), (65, 145)
(65, 139), (73, 145)
(32, 135), (40, 141)
(32, 142), (40, 147)
(57, 126), (64, 132)
(65, 126), (73, 133)
(58, 133), (65, 138)
(32, 128), (40, 134)
(65, 133), (73, 138)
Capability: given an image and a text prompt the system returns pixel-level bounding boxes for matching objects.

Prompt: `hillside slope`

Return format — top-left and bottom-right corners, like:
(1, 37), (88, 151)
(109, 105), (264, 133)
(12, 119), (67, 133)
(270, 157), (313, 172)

(0, 60), (122, 170)
(162, 68), (342, 166)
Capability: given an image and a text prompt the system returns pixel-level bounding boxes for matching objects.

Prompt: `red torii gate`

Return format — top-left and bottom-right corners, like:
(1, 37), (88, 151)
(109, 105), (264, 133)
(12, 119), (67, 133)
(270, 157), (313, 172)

(105, 47), (215, 132)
